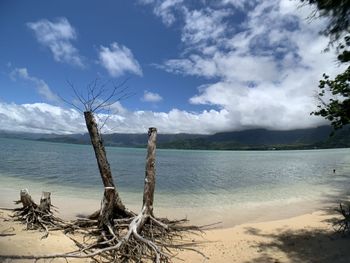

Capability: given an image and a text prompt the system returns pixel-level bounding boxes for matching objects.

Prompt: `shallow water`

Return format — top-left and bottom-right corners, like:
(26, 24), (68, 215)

(0, 138), (349, 226)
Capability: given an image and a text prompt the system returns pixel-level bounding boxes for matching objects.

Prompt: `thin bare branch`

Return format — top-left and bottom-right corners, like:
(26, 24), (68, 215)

(58, 94), (83, 113)
(66, 80), (87, 111)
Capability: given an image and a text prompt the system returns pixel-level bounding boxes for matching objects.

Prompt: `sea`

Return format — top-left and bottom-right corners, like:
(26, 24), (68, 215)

(1, 137), (350, 227)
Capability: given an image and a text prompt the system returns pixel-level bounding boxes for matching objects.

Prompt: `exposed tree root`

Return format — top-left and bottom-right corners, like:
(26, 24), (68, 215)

(12, 189), (66, 238)
(3, 189), (211, 262)
(3, 210), (211, 262)
(68, 206), (211, 262)
(2, 126), (212, 261)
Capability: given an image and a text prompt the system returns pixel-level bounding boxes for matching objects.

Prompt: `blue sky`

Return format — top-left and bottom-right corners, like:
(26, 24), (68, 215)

(0, 0), (345, 134)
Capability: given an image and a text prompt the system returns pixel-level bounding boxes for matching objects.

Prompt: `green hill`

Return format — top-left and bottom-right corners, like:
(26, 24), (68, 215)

(1, 125), (349, 150)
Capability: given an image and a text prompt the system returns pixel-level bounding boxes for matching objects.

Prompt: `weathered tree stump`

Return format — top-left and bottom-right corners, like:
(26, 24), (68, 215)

(14, 189), (64, 238)
(39, 191), (51, 212)
(19, 189), (37, 209)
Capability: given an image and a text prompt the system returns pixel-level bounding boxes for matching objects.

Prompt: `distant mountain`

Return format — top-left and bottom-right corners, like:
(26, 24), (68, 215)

(0, 125), (349, 150)
(208, 126), (332, 145)
(34, 132), (205, 147)
(159, 126), (348, 150)
(0, 130), (63, 140)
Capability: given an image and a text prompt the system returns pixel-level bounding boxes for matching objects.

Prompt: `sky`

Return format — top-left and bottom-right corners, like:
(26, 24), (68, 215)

(0, 0), (346, 134)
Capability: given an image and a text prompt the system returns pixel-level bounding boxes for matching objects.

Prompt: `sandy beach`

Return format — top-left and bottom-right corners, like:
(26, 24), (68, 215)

(1, 207), (349, 263)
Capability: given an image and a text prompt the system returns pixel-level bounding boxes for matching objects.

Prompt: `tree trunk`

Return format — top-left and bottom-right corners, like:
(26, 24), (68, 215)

(83, 111), (127, 223)
(142, 127), (157, 216)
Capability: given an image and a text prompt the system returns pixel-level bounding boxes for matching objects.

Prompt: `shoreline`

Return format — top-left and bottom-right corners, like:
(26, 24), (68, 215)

(0, 183), (339, 229)
(0, 207), (349, 262)
(0, 190), (329, 229)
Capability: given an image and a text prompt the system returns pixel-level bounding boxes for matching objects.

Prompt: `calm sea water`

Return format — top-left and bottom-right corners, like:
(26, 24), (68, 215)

(1, 137), (350, 226)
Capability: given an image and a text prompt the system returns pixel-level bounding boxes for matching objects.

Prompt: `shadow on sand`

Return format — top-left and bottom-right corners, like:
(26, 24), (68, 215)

(244, 226), (349, 263)
(243, 203), (350, 263)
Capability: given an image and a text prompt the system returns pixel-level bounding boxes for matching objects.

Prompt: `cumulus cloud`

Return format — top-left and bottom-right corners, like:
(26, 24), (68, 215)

(10, 68), (59, 103)
(0, 102), (233, 134)
(0, 103), (85, 134)
(3, 1), (343, 134)
(98, 42), (142, 77)
(182, 7), (231, 47)
(153, 0), (345, 131)
(27, 17), (84, 67)
(141, 91), (163, 102)
(108, 101), (127, 115)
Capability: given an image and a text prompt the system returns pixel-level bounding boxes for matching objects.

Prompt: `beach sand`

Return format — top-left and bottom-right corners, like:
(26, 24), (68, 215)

(1, 208), (349, 263)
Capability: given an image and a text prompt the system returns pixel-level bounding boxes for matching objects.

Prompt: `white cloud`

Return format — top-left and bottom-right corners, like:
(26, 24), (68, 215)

(2, 1), (344, 135)
(10, 68), (59, 103)
(0, 103), (85, 134)
(219, 0), (264, 10)
(0, 102), (231, 134)
(98, 42), (142, 77)
(182, 7), (231, 47)
(142, 90), (163, 102)
(108, 101), (127, 115)
(155, 0), (183, 25)
(27, 18), (84, 67)
(189, 79), (328, 131)
(100, 108), (233, 134)
(139, 0), (183, 26)
(155, 0), (346, 131)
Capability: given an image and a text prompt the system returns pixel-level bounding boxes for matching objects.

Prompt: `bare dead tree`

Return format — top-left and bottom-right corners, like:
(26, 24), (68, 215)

(62, 78), (134, 227)
(9, 79), (133, 237)
(9, 80), (133, 237)
(2, 79), (212, 262)
(3, 127), (212, 262)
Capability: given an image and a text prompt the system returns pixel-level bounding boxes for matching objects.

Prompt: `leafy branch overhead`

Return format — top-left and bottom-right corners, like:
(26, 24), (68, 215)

(312, 67), (350, 129)
(303, 0), (350, 129)
(301, 0), (350, 42)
